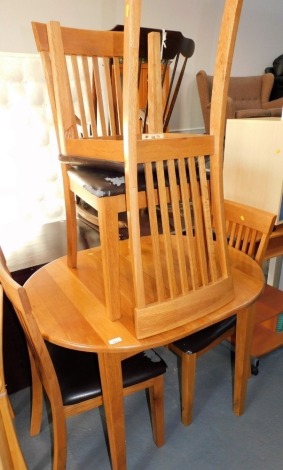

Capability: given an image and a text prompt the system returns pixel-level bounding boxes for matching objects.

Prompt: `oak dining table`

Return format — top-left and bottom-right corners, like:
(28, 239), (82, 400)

(24, 238), (265, 470)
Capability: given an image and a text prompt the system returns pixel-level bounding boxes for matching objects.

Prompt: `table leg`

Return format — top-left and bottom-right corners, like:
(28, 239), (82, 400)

(98, 352), (127, 470)
(233, 304), (256, 416)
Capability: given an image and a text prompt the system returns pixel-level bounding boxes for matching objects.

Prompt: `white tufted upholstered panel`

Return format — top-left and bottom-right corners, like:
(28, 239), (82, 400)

(0, 52), (65, 226)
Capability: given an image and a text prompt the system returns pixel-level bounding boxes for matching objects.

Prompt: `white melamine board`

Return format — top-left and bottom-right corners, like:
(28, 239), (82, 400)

(224, 118), (283, 224)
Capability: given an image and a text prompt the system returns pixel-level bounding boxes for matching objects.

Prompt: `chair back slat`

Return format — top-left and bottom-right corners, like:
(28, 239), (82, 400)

(70, 56), (89, 137)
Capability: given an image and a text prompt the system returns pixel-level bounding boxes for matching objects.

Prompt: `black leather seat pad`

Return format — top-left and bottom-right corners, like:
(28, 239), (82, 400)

(172, 315), (236, 354)
(46, 342), (167, 406)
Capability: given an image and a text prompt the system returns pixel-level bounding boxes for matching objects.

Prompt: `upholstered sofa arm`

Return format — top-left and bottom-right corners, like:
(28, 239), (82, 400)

(226, 96), (235, 118)
(204, 96), (234, 132)
(235, 108), (275, 118)
(262, 97), (283, 109)
(261, 73), (275, 103)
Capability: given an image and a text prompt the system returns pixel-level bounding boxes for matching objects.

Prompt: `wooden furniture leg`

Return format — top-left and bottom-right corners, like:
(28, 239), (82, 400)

(0, 287), (27, 469)
(98, 352), (126, 470)
(180, 352), (196, 426)
(98, 197), (121, 320)
(148, 375), (165, 447)
(0, 394), (27, 470)
(29, 349), (44, 436)
(233, 305), (256, 415)
(61, 165), (78, 269)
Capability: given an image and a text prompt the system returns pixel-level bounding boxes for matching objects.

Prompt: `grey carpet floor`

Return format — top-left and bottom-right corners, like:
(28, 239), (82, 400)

(10, 343), (283, 470)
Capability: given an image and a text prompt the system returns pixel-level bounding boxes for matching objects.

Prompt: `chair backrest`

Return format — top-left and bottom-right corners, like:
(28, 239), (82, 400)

(33, 21), (194, 165)
(32, 22), (125, 166)
(122, 0), (243, 339)
(223, 200), (276, 265)
(0, 248), (65, 430)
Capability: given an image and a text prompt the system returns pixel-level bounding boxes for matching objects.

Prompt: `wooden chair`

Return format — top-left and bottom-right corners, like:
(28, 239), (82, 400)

(32, 22), (126, 321)
(0, 247), (167, 470)
(169, 200), (276, 425)
(0, 288), (27, 469)
(32, 22), (194, 322)
(122, 0), (243, 340)
(120, 0), (266, 425)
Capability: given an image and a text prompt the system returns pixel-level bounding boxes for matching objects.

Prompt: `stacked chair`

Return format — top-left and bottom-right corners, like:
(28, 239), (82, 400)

(0, 283), (27, 469)
(32, 20), (195, 321)
(0, 1), (275, 469)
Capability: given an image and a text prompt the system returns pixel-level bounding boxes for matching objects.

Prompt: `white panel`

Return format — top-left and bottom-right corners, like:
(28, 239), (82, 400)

(0, 52), (65, 226)
(223, 118), (283, 224)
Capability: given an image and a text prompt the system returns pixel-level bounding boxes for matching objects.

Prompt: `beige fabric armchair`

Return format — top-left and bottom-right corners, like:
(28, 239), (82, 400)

(197, 69), (283, 133)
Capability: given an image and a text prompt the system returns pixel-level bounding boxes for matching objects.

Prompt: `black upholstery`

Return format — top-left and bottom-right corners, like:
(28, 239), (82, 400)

(46, 342), (167, 407)
(265, 54), (283, 100)
(172, 315), (236, 355)
(65, 159), (205, 199)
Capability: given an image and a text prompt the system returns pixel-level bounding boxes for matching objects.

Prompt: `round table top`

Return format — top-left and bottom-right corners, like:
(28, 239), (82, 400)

(24, 242), (264, 353)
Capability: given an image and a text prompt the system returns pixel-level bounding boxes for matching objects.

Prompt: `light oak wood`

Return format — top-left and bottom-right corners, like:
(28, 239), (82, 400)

(0, 288), (27, 470)
(26, 1), (267, 468)
(32, 20), (182, 323)
(24, 241), (264, 469)
(224, 199), (276, 263)
(248, 283), (283, 359)
(223, 117), (283, 360)
(265, 223), (283, 259)
(122, 0), (244, 339)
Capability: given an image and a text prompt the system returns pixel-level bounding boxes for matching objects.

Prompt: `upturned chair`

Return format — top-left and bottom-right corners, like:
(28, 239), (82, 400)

(169, 200), (276, 425)
(120, 0), (265, 427)
(32, 21), (194, 321)
(0, 247), (167, 470)
(122, 0), (241, 340)
(0, 287), (27, 469)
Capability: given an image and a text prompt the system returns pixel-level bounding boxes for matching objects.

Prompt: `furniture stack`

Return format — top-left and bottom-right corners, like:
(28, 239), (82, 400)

(0, 1), (277, 470)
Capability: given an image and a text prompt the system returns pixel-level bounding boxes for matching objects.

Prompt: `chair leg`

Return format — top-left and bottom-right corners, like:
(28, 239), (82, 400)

(61, 165), (78, 268)
(0, 395), (27, 469)
(148, 375), (165, 447)
(50, 402), (67, 470)
(181, 352), (197, 426)
(29, 353), (43, 436)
